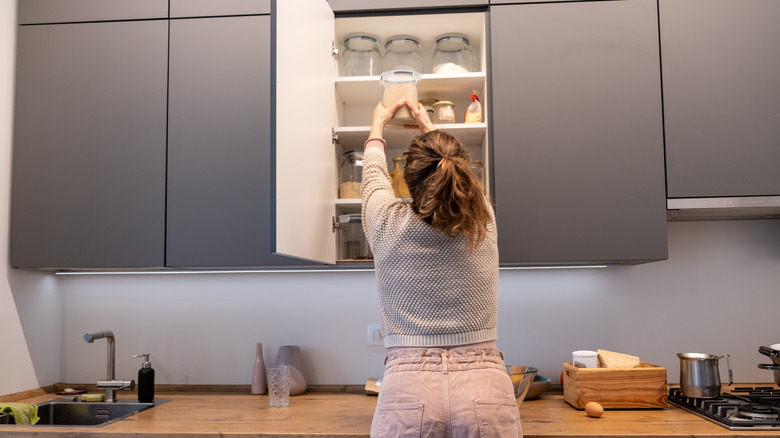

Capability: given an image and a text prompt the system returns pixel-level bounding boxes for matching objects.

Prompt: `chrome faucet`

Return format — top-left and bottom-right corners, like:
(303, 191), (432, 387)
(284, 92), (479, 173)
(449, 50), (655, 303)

(84, 330), (135, 402)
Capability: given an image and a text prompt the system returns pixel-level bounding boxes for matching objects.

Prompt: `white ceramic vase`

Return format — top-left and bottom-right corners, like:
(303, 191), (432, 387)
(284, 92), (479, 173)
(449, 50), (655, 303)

(251, 343), (267, 394)
(275, 345), (308, 396)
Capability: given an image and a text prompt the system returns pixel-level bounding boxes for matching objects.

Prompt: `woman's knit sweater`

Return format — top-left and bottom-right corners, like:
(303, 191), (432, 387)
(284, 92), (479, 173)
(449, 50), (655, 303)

(361, 142), (499, 348)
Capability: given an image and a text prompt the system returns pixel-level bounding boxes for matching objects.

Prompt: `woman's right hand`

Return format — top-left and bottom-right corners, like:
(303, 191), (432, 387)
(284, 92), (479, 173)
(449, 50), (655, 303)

(406, 101), (436, 135)
(370, 99), (408, 140)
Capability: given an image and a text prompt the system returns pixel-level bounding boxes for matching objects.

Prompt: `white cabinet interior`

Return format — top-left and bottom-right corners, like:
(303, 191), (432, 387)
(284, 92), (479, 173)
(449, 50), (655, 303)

(276, 0), (488, 264)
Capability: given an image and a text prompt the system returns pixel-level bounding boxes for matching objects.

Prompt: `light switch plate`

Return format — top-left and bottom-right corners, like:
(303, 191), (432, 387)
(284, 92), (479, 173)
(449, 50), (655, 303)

(366, 324), (383, 346)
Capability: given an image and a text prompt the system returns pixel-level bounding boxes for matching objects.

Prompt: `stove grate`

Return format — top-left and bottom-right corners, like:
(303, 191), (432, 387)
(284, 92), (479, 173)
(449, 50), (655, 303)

(668, 387), (780, 431)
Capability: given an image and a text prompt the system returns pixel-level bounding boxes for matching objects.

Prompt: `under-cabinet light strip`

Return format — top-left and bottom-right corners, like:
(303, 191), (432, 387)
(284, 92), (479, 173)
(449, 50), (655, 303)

(54, 265), (610, 275)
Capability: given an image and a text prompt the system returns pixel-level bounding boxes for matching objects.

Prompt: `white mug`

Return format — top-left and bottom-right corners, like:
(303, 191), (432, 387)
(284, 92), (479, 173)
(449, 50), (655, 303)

(572, 350), (599, 368)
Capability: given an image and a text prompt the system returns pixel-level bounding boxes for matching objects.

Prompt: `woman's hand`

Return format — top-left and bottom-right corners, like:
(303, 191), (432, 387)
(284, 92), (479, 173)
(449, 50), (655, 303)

(405, 101), (436, 134)
(369, 99), (407, 140)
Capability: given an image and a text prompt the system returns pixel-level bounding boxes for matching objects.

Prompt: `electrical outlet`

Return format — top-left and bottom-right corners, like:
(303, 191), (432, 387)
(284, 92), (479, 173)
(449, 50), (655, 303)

(366, 324), (383, 346)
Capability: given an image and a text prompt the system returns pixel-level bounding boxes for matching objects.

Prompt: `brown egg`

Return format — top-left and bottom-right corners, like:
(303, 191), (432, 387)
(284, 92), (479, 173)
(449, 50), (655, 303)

(585, 401), (604, 418)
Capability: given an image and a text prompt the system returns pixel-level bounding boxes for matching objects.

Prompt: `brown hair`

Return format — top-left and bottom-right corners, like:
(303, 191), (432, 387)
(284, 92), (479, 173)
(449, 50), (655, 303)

(403, 130), (492, 249)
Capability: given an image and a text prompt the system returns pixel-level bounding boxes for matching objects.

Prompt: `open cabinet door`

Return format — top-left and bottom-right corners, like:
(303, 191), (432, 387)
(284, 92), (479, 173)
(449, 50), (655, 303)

(273, 0), (338, 263)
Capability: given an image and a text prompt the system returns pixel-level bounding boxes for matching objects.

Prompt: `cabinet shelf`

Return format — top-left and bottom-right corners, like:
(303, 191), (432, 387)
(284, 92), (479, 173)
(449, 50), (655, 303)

(335, 123), (486, 150)
(335, 198), (361, 208)
(335, 72), (486, 105)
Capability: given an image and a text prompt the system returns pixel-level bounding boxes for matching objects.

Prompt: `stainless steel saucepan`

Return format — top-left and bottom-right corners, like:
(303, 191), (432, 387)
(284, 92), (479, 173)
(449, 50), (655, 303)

(677, 352), (733, 398)
(758, 345), (780, 384)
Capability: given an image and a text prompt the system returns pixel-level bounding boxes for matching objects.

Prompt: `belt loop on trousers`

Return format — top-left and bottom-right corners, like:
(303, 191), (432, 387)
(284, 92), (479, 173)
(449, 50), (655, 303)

(441, 350), (449, 374)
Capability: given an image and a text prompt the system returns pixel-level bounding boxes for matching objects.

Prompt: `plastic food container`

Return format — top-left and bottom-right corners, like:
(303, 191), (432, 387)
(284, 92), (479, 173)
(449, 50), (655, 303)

(339, 34), (382, 77)
(432, 100), (456, 123)
(432, 34), (473, 74)
(382, 36), (423, 73)
(338, 214), (372, 260)
(381, 70), (421, 125)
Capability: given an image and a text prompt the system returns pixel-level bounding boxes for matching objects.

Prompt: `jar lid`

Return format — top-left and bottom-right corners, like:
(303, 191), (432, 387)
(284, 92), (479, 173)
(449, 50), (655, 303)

(380, 70), (421, 84)
(392, 156), (406, 162)
(435, 34), (471, 47)
(432, 100), (454, 106)
(344, 34), (379, 51)
(345, 34), (378, 44)
(385, 36), (420, 48)
(342, 149), (364, 157)
(339, 214), (362, 223)
(419, 97), (439, 105)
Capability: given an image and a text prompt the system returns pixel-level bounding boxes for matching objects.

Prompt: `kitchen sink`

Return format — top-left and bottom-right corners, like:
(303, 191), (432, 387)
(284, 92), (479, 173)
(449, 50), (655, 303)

(1, 398), (168, 427)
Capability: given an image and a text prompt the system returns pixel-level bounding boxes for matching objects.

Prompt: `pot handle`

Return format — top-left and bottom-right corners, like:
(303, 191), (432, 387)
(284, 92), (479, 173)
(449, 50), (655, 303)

(720, 354), (733, 386)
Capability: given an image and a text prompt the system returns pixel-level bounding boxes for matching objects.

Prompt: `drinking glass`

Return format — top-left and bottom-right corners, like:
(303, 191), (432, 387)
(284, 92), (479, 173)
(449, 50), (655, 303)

(266, 366), (291, 407)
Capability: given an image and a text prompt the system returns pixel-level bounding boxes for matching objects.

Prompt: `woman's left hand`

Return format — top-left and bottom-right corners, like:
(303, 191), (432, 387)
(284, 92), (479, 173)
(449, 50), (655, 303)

(405, 101), (436, 134)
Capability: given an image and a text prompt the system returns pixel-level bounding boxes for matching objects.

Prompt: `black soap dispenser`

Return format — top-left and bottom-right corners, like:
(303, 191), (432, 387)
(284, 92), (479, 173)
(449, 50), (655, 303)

(132, 353), (155, 403)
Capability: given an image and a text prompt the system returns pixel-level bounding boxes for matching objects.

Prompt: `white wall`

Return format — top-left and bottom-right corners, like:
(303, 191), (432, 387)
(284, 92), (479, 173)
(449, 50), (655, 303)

(1, 0), (778, 395)
(54, 219), (780, 387)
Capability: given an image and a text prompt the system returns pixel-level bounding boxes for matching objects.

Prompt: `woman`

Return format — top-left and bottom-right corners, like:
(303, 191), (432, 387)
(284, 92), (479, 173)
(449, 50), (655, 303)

(361, 99), (522, 437)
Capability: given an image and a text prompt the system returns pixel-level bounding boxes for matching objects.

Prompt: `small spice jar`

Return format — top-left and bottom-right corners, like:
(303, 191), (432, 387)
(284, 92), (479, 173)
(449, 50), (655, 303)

(382, 36), (423, 73)
(432, 100), (456, 124)
(339, 150), (363, 199)
(419, 97), (439, 120)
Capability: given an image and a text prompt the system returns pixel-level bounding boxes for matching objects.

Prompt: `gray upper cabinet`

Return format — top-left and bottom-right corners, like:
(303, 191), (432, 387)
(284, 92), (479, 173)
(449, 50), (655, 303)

(489, 0), (588, 3)
(167, 15), (308, 268)
(11, 21), (168, 269)
(18, 0), (167, 24)
(170, 0), (271, 18)
(489, 0), (668, 265)
(660, 0), (780, 199)
(327, 0), (486, 12)
(12, 8), (309, 269)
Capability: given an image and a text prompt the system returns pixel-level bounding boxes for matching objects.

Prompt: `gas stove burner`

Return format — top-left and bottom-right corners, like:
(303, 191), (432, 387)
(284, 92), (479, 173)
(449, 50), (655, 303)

(736, 406), (779, 421)
(668, 387), (780, 430)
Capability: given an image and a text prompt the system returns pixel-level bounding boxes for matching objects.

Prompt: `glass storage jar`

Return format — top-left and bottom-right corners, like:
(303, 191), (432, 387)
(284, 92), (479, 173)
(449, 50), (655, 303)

(339, 150), (363, 199)
(337, 214), (372, 260)
(432, 34), (473, 74)
(432, 100), (456, 123)
(392, 156), (411, 198)
(382, 36), (423, 73)
(339, 34), (382, 77)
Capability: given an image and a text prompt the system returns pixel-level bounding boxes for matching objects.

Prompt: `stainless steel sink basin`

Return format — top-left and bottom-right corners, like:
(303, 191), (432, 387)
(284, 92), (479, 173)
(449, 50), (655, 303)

(1, 398), (168, 427)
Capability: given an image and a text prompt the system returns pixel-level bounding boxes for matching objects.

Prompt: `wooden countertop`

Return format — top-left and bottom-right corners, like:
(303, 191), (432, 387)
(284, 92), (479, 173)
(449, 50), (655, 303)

(3, 387), (780, 437)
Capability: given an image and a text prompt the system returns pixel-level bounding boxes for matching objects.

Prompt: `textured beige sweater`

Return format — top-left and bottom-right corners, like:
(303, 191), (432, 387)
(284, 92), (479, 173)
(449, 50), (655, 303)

(361, 143), (499, 348)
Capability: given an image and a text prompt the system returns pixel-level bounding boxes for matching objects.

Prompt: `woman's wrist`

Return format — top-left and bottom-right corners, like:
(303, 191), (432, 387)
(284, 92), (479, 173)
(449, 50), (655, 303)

(369, 124), (384, 140)
(364, 138), (386, 150)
